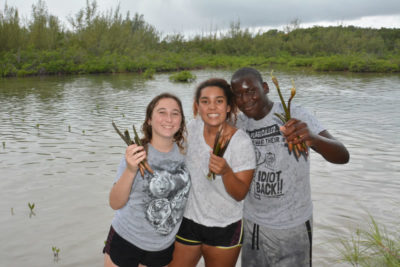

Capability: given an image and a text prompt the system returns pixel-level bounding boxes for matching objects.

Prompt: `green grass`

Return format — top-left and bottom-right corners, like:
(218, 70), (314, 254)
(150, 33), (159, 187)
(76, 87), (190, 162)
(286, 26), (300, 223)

(336, 215), (400, 266)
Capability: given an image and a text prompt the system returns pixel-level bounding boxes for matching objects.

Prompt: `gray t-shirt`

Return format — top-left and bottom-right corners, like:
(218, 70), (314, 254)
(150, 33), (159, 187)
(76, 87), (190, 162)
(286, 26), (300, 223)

(237, 102), (325, 229)
(184, 118), (256, 227)
(111, 143), (191, 251)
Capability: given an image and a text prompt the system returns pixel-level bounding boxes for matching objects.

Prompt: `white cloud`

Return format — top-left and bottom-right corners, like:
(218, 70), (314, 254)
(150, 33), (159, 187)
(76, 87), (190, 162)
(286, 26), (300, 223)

(3, 0), (400, 35)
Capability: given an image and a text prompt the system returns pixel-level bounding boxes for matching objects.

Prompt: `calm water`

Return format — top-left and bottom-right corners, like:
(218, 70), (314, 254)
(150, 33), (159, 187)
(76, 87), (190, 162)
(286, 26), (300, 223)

(1, 69), (399, 266)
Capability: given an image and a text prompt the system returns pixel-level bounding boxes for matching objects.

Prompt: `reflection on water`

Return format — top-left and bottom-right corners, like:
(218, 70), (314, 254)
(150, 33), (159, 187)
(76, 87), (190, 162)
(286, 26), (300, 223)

(1, 70), (399, 266)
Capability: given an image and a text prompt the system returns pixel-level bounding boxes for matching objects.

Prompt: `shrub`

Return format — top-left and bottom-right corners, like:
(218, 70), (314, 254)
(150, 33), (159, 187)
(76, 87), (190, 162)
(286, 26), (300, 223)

(288, 58), (314, 67)
(349, 59), (400, 72)
(312, 56), (349, 71)
(143, 68), (155, 79)
(169, 70), (196, 83)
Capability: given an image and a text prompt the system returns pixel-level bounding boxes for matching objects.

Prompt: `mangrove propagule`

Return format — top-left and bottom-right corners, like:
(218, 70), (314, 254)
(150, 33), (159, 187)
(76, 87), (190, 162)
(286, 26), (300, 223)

(271, 71), (308, 159)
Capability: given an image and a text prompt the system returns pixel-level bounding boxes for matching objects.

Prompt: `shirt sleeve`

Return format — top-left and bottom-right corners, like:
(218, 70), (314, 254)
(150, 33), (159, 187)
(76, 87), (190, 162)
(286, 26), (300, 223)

(228, 129), (256, 173)
(291, 105), (325, 135)
(114, 157), (127, 183)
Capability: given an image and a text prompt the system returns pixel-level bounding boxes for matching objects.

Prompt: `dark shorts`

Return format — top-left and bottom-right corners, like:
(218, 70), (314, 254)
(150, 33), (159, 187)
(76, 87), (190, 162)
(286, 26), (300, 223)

(103, 226), (174, 267)
(176, 217), (243, 248)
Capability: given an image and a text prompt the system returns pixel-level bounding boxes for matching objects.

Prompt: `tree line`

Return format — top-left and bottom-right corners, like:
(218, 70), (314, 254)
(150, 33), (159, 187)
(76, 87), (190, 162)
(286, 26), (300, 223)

(1, 0), (399, 77)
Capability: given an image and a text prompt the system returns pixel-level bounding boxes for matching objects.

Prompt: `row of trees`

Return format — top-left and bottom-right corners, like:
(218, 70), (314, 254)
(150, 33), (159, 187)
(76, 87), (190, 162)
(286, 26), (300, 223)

(1, 0), (399, 77)
(170, 22), (400, 57)
(0, 1), (159, 54)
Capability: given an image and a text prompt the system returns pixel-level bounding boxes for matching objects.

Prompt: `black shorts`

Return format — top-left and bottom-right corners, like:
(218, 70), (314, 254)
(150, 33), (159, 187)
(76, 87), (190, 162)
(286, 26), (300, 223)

(176, 217), (243, 248)
(103, 226), (174, 267)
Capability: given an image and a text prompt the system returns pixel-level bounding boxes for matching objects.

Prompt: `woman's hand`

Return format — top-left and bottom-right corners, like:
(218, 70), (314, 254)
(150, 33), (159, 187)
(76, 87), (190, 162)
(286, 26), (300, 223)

(125, 144), (147, 173)
(209, 152), (231, 175)
(109, 144), (147, 210)
(210, 151), (254, 201)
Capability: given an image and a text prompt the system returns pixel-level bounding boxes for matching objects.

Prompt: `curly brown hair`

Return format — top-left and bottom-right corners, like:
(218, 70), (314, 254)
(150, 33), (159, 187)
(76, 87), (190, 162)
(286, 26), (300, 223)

(141, 93), (186, 152)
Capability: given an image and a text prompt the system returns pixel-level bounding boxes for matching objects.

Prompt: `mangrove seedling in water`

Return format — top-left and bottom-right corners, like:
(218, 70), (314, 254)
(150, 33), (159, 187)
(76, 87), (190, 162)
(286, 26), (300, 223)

(28, 202), (36, 217)
(271, 71), (308, 159)
(143, 68), (155, 79)
(169, 71), (196, 83)
(112, 121), (154, 177)
(2, 141), (5, 149)
(52, 246), (60, 262)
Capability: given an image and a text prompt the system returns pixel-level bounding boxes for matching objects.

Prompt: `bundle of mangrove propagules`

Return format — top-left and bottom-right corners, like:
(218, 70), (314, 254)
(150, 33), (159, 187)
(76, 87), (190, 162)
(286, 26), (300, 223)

(112, 121), (154, 177)
(271, 71), (308, 159)
(207, 125), (231, 180)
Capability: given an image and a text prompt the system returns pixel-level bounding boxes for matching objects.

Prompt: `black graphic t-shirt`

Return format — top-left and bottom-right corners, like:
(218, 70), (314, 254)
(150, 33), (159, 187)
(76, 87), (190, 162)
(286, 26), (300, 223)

(237, 102), (324, 229)
(111, 143), (191, 251)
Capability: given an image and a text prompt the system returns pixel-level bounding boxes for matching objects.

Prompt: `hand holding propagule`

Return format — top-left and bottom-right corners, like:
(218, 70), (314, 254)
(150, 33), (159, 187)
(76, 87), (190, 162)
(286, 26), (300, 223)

(112, 121), (154, 177)
(271, 71), (308, 159)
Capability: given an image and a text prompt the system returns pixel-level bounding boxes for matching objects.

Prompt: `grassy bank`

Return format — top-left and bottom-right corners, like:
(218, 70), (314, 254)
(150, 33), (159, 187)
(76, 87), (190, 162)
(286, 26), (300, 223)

(2, 50), (399, 78)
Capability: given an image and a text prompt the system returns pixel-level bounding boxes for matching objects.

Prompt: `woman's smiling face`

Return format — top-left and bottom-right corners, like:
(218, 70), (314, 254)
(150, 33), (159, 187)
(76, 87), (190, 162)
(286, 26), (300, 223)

(149, 97), (182, 140)
(196, 86), (231, 128)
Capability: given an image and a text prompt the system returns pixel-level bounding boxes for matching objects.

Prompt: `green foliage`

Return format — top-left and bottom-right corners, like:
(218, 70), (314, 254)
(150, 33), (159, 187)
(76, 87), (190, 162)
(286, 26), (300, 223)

(313, 56), (350, 71)
(67, 1), (158, 56)
(28, 0), (63, 50)
(28, 202), (36, 217)
(336, 215), (400, 266)
(0, 4), (26, 51)
(143, 68), (155, 79)
(1, 1), (400, 77)
(288, 58), (314, 67)
(52, 246), (60, 254)
(169, 71), (196, 82)
(349, 58), (400, 72)
(52, 246), (60, 262)
(28, 202), (35, 211)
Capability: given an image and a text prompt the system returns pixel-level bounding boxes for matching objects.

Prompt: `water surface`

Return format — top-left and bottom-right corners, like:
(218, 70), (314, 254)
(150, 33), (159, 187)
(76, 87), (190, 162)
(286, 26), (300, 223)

(1, 69), (399, 266)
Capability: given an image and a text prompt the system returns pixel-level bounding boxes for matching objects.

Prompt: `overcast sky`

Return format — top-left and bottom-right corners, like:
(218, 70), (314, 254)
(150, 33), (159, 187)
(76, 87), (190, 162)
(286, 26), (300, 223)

(3, 0), (400, 36)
